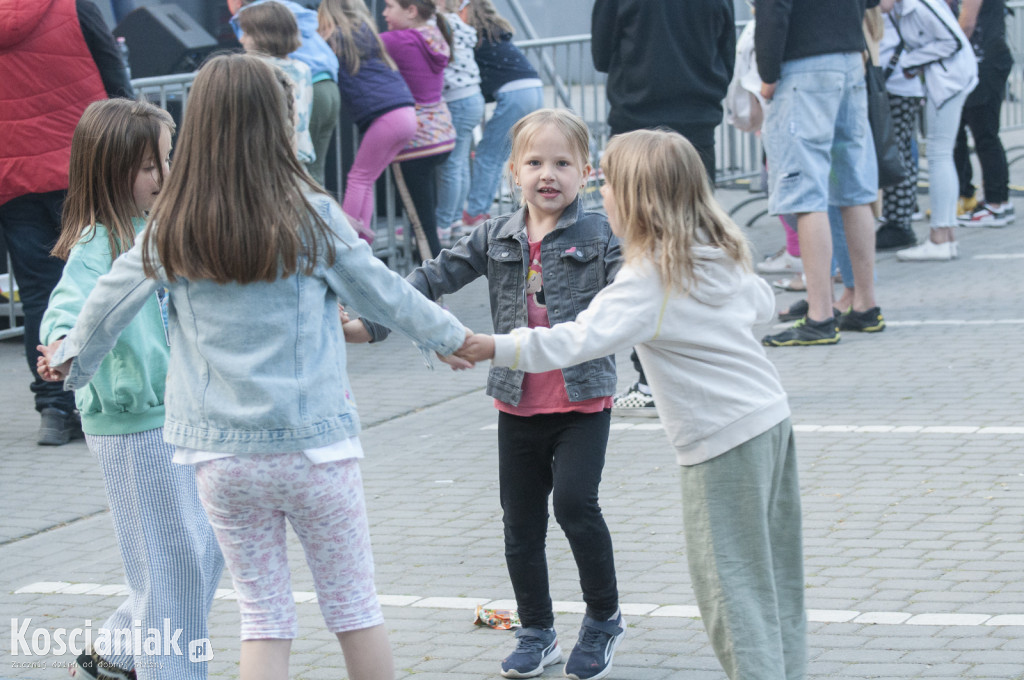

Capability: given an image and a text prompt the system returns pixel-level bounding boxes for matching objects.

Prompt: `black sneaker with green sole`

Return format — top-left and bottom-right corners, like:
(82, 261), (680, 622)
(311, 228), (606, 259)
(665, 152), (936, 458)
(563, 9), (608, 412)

(838, 306), (885, 332)
(762, 316), (840, 346)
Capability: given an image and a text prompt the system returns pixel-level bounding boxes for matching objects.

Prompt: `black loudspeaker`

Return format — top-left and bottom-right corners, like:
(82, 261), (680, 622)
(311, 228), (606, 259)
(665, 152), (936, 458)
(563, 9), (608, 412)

(114, 4), (218, 78)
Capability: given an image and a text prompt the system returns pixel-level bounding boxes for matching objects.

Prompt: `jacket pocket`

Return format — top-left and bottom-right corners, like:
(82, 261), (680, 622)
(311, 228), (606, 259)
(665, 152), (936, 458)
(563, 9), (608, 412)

(560, 244), (602, 304)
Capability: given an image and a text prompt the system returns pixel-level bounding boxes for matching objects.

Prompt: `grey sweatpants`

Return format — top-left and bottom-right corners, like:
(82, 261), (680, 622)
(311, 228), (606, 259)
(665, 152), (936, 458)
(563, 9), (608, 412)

(680, 418), (806, 680)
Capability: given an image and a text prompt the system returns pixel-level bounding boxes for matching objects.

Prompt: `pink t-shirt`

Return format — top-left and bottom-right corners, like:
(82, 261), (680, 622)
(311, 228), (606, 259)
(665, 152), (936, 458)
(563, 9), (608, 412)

(496, 239), (612, 416)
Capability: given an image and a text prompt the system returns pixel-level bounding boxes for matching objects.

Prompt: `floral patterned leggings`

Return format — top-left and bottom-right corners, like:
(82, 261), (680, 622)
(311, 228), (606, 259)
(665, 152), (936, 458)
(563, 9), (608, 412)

(195, 454), (383, 639)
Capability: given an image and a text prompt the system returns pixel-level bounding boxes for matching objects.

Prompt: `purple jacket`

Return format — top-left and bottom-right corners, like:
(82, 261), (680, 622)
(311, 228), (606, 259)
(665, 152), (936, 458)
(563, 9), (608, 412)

(381, 25), (449, 104)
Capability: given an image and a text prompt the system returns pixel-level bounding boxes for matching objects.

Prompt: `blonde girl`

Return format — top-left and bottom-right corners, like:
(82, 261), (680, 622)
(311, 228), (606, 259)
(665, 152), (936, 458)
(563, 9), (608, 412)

(459, 129), (806, 680)
(39, 54), (469, 680)
(41, 98), (224, 680)
(236, 0), (316, 165)
(381, 0), (457, 257)
(317, 0), (417, 243)
(357, 109), (625, 680)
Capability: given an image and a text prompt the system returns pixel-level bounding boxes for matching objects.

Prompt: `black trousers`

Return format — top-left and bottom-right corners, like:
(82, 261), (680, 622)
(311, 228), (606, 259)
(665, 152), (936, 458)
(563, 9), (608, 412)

(397, 152), (449, 259)
(954, 63), (1011, 204)
(497, 409), (619, 629)
(0, 191), (77, 413)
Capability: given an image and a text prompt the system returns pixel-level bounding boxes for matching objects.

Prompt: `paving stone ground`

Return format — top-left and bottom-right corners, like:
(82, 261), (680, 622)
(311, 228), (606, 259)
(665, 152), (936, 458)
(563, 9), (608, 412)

(3, 148), (1024, 679)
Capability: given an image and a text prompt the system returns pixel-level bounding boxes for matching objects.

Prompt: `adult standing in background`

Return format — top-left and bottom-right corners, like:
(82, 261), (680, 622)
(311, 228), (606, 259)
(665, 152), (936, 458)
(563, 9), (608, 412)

(0, 0), (133, 445)
(757, 0), (884, 347)
(954, 0), (1015, 227)
(591, 0), (735, 182)
(591, 0), (735, 412)
(229, 0), (341, 186)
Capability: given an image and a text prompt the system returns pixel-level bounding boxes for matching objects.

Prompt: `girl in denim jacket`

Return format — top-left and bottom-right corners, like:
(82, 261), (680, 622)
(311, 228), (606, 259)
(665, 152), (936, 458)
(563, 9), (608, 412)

(358, 109), (624, 680)
(39, 54), (469, 680)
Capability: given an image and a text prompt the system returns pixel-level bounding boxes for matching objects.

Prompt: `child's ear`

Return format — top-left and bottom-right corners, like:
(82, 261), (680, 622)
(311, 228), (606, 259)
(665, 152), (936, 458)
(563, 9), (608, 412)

(509, 161), (517, 185)
(583, 163), (592, 186)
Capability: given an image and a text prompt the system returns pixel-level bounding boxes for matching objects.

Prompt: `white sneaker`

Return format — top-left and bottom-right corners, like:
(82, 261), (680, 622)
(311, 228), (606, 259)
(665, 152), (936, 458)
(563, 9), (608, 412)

(756, 248), (803, 274)
(896, 239), (956, 262)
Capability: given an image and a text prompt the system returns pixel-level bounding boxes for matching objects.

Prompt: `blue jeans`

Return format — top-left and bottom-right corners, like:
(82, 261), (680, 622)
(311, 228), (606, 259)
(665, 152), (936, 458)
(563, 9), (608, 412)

(0, 191), (77, 413)
(466, 86), (544, 217)
(436, 92), (485, 229)
(925, 89), (969, 228)
(828, 205), (854, 290)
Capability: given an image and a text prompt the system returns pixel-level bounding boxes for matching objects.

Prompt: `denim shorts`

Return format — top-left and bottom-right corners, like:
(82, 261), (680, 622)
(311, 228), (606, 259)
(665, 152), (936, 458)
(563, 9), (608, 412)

(764, 52), (878, 216)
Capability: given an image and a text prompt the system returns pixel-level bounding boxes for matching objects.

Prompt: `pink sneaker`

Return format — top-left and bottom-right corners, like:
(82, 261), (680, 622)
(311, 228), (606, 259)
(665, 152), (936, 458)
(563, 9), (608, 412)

(462, 210), (490, 229)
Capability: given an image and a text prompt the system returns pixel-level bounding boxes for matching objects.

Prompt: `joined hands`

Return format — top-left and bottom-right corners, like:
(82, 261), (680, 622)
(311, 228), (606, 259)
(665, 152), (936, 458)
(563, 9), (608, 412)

(35, 338), (70, 382)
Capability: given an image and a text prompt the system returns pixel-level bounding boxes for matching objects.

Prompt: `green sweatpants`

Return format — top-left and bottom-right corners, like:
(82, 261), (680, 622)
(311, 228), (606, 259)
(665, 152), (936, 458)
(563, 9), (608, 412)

(680, 418), (806, 680)
(307, 79), (341, 186)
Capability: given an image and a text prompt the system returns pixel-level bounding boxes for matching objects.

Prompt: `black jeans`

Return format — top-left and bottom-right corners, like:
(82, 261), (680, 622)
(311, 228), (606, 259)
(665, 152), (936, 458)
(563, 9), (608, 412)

(498, 409), (618, 629)
(397, 152), (450, 259)
(954, 63), (1011, 204)
(0, 191), (77, 413)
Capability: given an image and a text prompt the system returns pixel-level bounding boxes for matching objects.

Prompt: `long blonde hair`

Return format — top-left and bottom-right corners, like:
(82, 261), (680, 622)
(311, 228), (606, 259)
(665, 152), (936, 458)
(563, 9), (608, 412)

(508, 109), (589, 205)
(142, 53), (336, 284)
(601, 129), (751, 292)
(317, 0), (396, 74)
(461, 0), (513, 44)
(55, 99), (174, 262)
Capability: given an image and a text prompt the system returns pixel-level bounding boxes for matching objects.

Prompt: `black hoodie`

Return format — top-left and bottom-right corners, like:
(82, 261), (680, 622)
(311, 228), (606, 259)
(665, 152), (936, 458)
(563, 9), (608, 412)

(592, 0), (736, 134)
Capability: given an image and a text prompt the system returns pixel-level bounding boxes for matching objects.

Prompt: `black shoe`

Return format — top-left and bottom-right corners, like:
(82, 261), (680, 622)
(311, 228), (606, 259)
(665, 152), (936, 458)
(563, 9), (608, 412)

(762, 316), (840, 346)
(875, 222), (917, 251)
(838, 306), (886, 332)
(70, 650), (136, 680)
(38, 408), (84, 446)
(778, 299), (843, 323)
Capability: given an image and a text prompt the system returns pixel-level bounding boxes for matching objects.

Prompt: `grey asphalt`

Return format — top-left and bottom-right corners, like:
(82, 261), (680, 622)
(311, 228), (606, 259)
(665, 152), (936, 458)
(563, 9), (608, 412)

(2, 172), (1024, 679)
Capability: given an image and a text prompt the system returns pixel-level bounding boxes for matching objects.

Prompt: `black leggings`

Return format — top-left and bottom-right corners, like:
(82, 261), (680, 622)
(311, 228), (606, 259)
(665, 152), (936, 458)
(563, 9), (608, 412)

(497, 409), (619, 629)
(397, 153), (449, 259)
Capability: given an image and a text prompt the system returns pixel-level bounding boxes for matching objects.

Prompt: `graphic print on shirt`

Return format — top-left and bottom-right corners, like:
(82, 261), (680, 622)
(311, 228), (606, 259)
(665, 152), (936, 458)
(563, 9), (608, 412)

(525, 254), (545, 308)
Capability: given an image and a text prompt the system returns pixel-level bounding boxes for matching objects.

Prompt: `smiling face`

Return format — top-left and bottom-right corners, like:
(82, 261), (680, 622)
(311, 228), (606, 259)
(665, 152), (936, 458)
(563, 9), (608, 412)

(383, 0), (419, 30)
(132, 126), (172, 215)
(510, 123), (590, 224)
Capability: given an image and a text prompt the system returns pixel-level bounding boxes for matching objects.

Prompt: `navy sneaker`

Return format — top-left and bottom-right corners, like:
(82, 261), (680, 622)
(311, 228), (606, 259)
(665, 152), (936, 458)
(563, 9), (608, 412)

(563, 611), (625, 680)
(500, 626), (561, 678)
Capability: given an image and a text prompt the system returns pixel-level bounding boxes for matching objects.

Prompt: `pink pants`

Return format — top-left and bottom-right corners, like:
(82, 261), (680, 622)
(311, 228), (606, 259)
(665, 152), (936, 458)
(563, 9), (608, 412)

(342, 106), (418, 239)
(195, 454), (383, 639)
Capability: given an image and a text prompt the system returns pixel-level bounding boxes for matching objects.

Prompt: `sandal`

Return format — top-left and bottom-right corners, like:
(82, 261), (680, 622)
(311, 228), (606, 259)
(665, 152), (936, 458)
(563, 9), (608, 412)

(772, 276), (806, 292)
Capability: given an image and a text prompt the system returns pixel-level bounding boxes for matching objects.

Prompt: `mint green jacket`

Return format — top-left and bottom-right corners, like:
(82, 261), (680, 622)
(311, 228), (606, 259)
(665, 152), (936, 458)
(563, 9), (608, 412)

(41, 219), (168, 435)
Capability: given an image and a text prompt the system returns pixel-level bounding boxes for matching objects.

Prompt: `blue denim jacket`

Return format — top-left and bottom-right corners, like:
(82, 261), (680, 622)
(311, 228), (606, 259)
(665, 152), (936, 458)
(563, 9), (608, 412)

(54, 193), (466, 454)
(365, 197), (622, 405)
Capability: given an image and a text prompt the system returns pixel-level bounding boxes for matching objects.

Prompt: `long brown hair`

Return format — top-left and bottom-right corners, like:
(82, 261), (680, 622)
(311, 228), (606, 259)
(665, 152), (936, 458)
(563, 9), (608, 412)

(318, 0), (397, 74)
(54, 99), (174, 262)
(461, 0), (513, 44)
(142, 53), (337, 284)
(601, 129), (751, 292)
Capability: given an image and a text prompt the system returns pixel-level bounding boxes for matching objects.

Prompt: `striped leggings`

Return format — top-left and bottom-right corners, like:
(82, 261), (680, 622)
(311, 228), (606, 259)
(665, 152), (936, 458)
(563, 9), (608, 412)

(88, 429), (224, 680)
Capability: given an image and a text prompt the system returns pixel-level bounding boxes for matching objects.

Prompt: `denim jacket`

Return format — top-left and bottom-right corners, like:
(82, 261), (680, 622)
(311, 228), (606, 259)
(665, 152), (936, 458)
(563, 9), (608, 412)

(54, 193), (466, 454)
(364, 197), (621, 405)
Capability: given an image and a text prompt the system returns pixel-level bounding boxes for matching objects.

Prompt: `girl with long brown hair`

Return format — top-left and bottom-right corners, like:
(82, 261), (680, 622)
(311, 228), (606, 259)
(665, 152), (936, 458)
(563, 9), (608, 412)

(38, 54), (471, 680)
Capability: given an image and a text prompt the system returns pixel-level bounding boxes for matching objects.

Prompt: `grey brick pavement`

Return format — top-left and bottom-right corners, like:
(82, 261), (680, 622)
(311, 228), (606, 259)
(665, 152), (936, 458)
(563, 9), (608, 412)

(2, 174), (1024, 679)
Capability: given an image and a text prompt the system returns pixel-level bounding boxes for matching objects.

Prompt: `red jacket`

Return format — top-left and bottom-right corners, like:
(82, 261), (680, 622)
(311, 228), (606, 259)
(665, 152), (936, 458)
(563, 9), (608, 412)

(0, 0), (108, 206)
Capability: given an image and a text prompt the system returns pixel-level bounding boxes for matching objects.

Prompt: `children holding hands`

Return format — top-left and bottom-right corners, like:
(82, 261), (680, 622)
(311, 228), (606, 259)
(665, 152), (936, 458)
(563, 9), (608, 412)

(458, 129), (807, 680)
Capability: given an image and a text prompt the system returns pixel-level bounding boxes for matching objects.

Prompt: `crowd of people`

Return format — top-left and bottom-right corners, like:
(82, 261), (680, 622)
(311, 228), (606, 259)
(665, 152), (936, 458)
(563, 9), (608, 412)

(0, 0), (1016, 680)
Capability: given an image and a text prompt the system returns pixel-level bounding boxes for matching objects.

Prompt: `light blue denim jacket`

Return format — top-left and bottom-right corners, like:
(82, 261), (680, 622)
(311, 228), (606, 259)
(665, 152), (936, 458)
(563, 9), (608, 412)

(54, 193), (466, 454)
(364, 197), (622, 405)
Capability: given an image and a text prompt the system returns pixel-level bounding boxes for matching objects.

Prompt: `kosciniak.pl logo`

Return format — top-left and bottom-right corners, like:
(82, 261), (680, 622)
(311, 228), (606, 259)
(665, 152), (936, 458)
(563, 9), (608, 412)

(10, 619), (213, 662)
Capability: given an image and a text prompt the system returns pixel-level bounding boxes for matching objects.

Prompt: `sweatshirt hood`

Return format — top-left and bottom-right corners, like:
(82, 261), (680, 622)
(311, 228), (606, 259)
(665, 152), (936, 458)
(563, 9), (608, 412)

(0, 0), (56, 49)
(688, 245), (743, 307)
(414, 25), (450, 74)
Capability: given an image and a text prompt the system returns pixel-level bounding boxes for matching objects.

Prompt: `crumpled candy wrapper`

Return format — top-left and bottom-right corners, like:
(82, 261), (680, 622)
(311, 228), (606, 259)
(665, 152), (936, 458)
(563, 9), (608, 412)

(473, 605), (521, 630)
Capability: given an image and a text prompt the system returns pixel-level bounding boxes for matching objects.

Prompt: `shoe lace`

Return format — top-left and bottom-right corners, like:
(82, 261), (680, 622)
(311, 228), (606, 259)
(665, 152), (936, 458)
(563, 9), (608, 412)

(514, 630), (550, 654)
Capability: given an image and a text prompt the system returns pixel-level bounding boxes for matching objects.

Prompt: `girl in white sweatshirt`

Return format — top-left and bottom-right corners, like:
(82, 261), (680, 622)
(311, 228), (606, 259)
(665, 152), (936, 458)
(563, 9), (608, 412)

(458, 128), (806, 680)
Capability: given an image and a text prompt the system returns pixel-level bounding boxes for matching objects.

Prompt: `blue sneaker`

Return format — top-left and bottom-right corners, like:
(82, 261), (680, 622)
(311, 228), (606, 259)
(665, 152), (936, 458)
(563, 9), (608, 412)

(500, 627), (561, 678)
(563, 611), (625, 680)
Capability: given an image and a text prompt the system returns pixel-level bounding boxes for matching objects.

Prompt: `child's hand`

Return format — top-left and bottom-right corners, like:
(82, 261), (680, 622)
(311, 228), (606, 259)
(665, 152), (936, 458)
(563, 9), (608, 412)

(343, 319), (371, 344)
(36, 339), (70, 382)
(338, 304), (351, 324)
(456, 333), (495, 363)
(437, 328), (475, 370)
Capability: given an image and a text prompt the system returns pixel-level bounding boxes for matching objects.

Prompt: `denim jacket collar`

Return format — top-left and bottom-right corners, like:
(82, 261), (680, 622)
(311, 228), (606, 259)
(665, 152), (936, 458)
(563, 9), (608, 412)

(493, 195), (586, 241)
